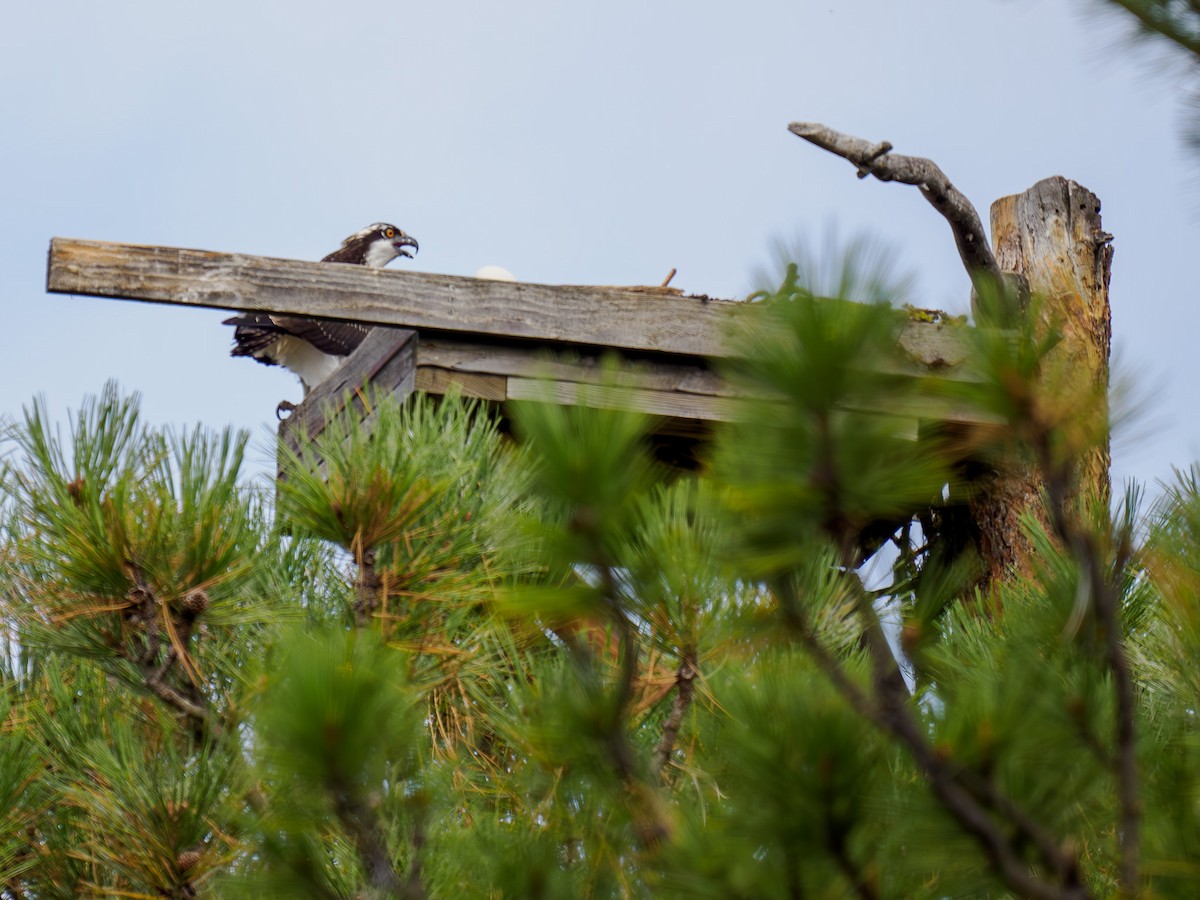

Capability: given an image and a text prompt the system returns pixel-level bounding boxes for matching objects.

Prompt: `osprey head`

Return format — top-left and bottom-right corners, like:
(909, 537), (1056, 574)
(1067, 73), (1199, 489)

(325, 222), (419, 267)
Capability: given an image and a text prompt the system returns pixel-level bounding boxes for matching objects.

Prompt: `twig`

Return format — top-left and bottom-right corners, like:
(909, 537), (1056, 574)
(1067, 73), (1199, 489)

(594, 560), (671, 847)
(788, 122), (1001, 287)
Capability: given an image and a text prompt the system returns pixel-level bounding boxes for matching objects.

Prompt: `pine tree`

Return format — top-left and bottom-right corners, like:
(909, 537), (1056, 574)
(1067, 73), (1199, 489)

(1, 254), (1198, 898)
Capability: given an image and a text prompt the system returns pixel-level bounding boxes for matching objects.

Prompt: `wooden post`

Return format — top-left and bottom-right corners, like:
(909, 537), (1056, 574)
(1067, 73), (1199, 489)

(970, 177), (1114, 587)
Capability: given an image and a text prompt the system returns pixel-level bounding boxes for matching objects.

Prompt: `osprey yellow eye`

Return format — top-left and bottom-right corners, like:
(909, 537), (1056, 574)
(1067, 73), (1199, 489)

(384, 228), (395, 238)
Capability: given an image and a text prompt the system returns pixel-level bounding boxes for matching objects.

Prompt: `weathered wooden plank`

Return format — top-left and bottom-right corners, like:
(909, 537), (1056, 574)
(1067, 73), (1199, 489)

(278, 327), (418, 455)
(413, 331), (998, 425)
(417, 328), (979, 398)
(505, 378), (743, 422)
(896, 319), (974, 373)
(502, 377), (1000, 426)
(414, 367), (508, 402)
(416, 337), (733, 396)
(501, 375), (1000, 429)
(46, 237), (977, 371)
(47, 237), (737, 358)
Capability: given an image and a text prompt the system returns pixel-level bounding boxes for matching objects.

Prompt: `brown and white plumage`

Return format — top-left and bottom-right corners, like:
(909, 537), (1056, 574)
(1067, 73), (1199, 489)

(223, 222), (418, 393)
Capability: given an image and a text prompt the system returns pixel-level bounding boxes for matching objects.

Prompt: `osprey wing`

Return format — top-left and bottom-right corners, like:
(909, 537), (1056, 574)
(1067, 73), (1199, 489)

(222, 314), (372, 357)
(275, 318), (372, 356)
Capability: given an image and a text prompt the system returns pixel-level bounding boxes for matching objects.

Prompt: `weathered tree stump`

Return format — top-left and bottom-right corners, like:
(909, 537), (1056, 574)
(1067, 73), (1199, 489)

(970, 176), (1114, 589)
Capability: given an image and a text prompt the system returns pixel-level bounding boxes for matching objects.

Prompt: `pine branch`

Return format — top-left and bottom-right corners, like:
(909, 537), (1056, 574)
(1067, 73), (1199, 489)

(1036, 443), (1141, 893)
(119, 566), (217, 739)
(354, 547), (384, 627)
(775, 578), (1089, 900)
(329, 781), (408, 899)
(595, 560), (671, 847)
(827, 820), (878, 900)
(1102, 0), (1200, 56)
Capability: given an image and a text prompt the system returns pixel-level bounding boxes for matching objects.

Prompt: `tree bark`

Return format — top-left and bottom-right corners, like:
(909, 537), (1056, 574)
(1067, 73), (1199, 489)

(991, 177), (1113, 502)
(970, 176), (1113, 589)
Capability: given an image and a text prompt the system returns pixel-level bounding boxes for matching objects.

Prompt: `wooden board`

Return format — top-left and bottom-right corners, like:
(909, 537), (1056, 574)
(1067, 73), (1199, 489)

(46, 236), (1000, 438)
(278, 326), (418, 455)
(46, 238), (736, 358)
(46, 237), (976, 370)
(407, 335), (1000, 426)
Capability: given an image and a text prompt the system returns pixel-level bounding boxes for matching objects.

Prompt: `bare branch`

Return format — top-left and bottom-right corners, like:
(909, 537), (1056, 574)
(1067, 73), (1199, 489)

(788, 122), (1001, 286)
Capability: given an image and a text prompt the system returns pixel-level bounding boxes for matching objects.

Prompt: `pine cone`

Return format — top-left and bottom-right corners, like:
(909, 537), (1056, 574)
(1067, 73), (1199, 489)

(176, 848), (202, 872)
(182, 590), (210, 615)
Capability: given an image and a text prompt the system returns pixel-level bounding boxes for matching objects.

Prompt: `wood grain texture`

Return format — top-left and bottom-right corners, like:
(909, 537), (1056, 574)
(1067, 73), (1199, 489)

(46, 238), (735, 358)
(416, 337), (735, 396)
(991, 176), (1112, 501)
(278, 327), (418, 455)
(414, 367), (507, 402)
(504, 377), (742, 422)
(46, 237), (976, 371)
(969, 176), (1113, 591)
(47, 235), (1003, 436)
(991, 178), (1113, 385)
(411, 334), (997, 425)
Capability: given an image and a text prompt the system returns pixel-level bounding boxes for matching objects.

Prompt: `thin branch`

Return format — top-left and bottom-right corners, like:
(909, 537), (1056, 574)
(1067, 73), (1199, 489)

(401, 808), (428, 900)
(594, 560), (671, 847)
(1037, 450), (1141, 893)
(354, 547), (384, 627)
(329, 782), (408, 899)
(120, 567), (217, 739)
(1103, 581), (1142, 894)
(774, 579), (1089, 900)
(550, 555), (669, 846)
(600, 565), (640, 722)
(827, 818), (878, 900)
(788, 122), (1001, 286)
(651, 652), (697, 780)
(142, 659), (210, 723)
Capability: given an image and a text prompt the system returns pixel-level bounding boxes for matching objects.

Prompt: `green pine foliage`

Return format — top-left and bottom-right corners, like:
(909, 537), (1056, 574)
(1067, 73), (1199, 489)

(2, 257), (1200, 898)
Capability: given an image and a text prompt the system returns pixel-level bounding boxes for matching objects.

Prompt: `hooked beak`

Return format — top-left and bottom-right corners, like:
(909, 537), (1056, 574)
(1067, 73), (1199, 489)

(393, 233), (419, 259)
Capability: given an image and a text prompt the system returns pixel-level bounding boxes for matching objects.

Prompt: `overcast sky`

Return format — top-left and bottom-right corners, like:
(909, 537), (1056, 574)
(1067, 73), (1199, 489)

(1, 0), (1193, 491)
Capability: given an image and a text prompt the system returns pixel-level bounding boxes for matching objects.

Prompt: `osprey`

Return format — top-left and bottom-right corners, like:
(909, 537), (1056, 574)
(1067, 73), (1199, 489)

(223, 222), (418, 395)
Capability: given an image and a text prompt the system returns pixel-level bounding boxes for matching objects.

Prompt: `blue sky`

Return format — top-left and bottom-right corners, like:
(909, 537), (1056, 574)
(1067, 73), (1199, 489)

(1, 0), (1193, 490)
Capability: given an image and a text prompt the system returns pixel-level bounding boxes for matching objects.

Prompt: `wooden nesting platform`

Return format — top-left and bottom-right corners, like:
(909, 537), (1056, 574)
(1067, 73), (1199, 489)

(45, 237), (986, 459)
